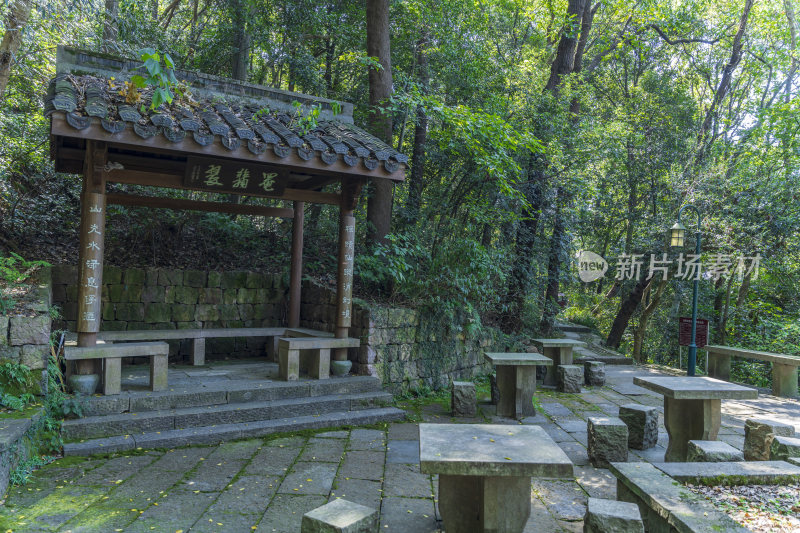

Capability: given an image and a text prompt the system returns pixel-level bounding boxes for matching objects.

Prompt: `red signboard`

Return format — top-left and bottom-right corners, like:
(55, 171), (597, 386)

(679, 317), (709, 347)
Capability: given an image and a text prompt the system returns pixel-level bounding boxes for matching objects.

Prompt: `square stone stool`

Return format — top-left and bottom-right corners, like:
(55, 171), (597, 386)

(618, 404), (659, 450)
(558, 365), (583, 393)
(770, 435), (800, 461)
(588, 417), (628, 468)
(744, 418), (795, 460)
(301, 498), (378, 533)
(584, 497), (644, 533)
(584, 361), (606, 386)
(686, 440), (744, 462)
(452, 381), (477, 417)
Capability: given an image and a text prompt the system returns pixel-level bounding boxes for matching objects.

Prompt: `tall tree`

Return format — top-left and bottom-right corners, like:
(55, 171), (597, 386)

(365, 0), (394, 245)
(0, 0), (32, 99)
(102, 0), (119, 50)
(231, 0), (250, 81)
(406, 31), (429, 220)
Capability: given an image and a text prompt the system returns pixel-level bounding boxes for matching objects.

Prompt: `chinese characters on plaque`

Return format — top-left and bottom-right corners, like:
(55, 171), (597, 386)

(78, 194), (104, 333)
(184, 156), (288, 197)
(337, 220), (356, 328)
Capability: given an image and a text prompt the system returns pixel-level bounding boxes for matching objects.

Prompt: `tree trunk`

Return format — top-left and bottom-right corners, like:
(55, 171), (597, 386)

(102, 0), (118, 49)
(537, 0), (595, 334)
(231, 0), (249, 81)
(0, 0), (32, 100)
(543, 0), (587, 96)
(406, 33), (429, 219)
(632, 278), (667, 363)
(717, 274), (735, 344)
(606, 276), (649, 349)
(540, 189), (567, 335)
(365, 0), (394, 245)
(503, 153), (547, 332)
(695, 0), (754, 161)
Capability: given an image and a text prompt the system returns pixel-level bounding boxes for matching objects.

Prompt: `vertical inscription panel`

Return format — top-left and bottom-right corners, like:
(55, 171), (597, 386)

(77, 192), (105, 333)
(336, 215), (356, 329)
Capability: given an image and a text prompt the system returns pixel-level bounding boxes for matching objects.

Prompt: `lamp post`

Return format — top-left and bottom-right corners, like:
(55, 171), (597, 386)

(670, 205), (701, 376)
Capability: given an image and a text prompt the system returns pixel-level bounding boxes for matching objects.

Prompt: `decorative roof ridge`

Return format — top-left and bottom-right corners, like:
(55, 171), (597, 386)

(46, 72), (409, 175)
(56, 45), (354, 124)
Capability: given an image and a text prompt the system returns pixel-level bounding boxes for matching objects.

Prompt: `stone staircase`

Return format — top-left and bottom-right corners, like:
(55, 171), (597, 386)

(62, 375), (405, 456)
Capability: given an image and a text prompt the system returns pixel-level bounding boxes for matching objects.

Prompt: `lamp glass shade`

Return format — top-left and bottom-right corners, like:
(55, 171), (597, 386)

(670, 221), (686, 248)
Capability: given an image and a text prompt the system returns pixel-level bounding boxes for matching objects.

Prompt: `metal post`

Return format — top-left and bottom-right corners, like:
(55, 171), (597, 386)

(678, 204), (702, 377)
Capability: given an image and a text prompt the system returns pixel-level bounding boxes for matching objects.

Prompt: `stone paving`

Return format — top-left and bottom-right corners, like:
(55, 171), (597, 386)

(2, 363), (800, 532)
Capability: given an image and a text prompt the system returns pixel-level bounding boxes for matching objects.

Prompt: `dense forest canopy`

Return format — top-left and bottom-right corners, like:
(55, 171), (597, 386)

(1, 0), (799, 380)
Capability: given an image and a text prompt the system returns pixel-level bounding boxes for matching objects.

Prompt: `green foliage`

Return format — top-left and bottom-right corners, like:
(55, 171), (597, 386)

(0, 362), (37, 411)
(290, 101), (321, 136)
(562, 306), (599, 331)
(130, 48), (179, 110)
(10, 454), (54, 486)
(0, 253), (50, 315)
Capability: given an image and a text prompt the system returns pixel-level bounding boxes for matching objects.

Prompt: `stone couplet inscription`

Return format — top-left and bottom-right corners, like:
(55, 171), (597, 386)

(183, 156), (289, 197)
(336, 216), (356, 329)
(77, 192), (105, 333)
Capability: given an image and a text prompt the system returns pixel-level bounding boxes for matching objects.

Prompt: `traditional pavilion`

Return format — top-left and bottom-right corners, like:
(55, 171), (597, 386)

(46, 46), (406, 383)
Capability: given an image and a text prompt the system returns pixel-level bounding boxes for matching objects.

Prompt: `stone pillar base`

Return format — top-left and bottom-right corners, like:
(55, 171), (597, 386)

(664, 397), (720, 462)
(438, 474), (530, 533)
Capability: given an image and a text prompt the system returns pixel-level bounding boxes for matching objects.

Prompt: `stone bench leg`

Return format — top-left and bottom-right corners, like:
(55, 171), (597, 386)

(266, 336), (280, 363)
(149, 354), (168, 391)
(663, 397), (720, 462)
(309, 348), (330, 379)
(190, 338), (205, 366)
(772, 363), (798, 398)
(103, 358), (121, 395)
(279, 345), (300, 381)
(707, 353), (731, 381)
(438, 474), (530, 533)
(495, 366), (537, 418)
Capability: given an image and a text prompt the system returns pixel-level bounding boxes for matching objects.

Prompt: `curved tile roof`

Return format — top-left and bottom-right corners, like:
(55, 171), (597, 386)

(46, 73), (408, 175)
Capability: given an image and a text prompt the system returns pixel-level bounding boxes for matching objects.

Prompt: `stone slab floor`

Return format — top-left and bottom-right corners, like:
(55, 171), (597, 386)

(2, 364), (800, 532)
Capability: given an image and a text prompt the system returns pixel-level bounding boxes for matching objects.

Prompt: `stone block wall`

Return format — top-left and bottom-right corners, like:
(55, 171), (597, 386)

(0, 268), (52, 374)
(51, 265), (288, 361)
(299, 280), (502, 392)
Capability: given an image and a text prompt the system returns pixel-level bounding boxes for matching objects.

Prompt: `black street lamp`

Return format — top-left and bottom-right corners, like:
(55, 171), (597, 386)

(670, 204), (702, 376)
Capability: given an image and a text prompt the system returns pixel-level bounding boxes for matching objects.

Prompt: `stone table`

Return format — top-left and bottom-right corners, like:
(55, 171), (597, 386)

(484, 352), (552, 419)
(633, 376), (758, 462)
(419, 423), (573, 533)
(531, 338), (586, 386)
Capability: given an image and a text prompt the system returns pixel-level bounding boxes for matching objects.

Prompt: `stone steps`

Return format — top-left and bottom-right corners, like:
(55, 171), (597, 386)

(63, 407), (406, 456)
(82, 375), (384, 416)
(63, 391), (394, 440)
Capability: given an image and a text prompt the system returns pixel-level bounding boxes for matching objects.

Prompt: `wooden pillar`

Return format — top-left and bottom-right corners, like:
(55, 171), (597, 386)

(334, 180), (363, 361)
(288, 201), (304, 328)
(76, 141), (107, 375)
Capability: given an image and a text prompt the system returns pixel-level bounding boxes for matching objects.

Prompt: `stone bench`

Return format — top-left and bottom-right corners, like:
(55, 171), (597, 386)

(686, 440), (743, 462)
(588, 416), (628, 468)
(67, 327), (332, 366)
(584, 497), (644, 533)
(301, 498), (378, 532)
(451, 381), (476, 417)
(558, 364), (583, 393)
(278, 337), (360, 381)
(584, 360), (606, 386)
(744, 418), (795, 461)
(618, 404), (658, 450)
(770, 435), (800, 461)
(706, 344), (800, 397)
(64, 341), (169, 395)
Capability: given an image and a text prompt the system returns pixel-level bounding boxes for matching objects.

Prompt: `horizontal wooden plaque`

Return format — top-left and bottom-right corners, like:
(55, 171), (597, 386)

(184, 156), (288, 197)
